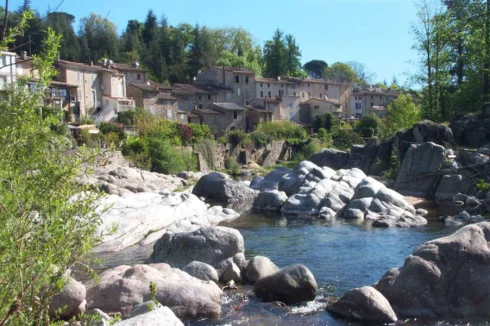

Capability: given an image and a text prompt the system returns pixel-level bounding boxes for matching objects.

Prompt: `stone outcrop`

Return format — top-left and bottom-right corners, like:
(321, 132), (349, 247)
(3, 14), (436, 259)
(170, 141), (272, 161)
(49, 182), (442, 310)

(450, 113), (490, 147)
(182, 261), (219, 283)
(145, 226), (244, 268)
(250, 167), (291, 192)
(394, 142), (446, 198)
(253, 264), (317, 304)
(113, 306), (184, 326)
(192, 172), (258, 210)
(86, 263), (222, 320)
(252, 190), (288, 212)
(49, 273), (86, 319)
(375, 222), (490, 317)
(94, 192), (239, 253)
(327, 286), (397, 323)
(308, 148), (350, 171)
(245, 256), (280, 284)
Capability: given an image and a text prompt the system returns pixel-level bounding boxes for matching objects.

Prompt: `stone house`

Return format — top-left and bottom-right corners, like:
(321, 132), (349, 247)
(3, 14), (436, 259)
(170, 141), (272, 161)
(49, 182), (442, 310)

(278, 95), (302, 122)
(193, 102), (247, 134)
(127, 81), (187, 124)
(194, 66), (256, 106)
(246, 98), (275, 131)
(304, 98), (343, 124)
(108, 62), (148, 85)
(172, 83), (215, 112)
(350, 87), (399, 118)
(54, 60), (135, 123)
(255, 77), (296, 99)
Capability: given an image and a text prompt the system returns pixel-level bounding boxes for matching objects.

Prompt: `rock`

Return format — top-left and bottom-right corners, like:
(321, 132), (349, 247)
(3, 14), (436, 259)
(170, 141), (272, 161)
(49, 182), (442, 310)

(435, 175), (475, 202)
(233, 253), (248, 274)
(416, 208), (429, 216)
(252, 190), (288, 212)
(220, 259), (242, 283)
(249, 176), (264, 188)
(344, 208), (364, 220)
(308, 148), (350, 170)
(86, 264), (222, 320)
(113, 306), (183, 326)
(253, 264), (317, 304)
(346, 144), (379, 174)
(129, 301), (163, 318)
(78, 165), (185, 195)
(395, 142), (446, 198)
(327, 286), (397, 323)
(145, 226), (244, 268)
(192, 172), (258, 210)
(444, 216), (465, 227)
(375, 222), (490, 317)
(251, 167), (291, 192)
(279, 161), (336, 197)
(93, 192), (239, 253)
(245, 256), (279, 284)
(182, 261), (219, 283)
(49, 274), (86, 319)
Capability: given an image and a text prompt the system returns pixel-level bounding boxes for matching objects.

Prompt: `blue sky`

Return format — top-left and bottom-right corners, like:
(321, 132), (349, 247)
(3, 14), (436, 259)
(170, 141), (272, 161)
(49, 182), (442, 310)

(15, 0), (419, 86)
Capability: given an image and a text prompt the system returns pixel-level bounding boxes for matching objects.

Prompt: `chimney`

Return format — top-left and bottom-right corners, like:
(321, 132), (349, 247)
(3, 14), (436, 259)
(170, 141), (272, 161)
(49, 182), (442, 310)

(89, 60), (93, 66)
(20, 51), (27, 60)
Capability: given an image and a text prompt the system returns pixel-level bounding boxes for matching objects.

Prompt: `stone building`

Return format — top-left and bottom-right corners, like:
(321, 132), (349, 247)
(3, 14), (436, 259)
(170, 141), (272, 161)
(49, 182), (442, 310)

(193, 102), (247, 134)
(350, 86), (400, 118)
(255, 77), (296, 99)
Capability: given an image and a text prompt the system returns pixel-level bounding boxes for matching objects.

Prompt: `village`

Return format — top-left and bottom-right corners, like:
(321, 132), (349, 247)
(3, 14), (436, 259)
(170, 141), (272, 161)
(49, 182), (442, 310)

(0, 50), (402, 134)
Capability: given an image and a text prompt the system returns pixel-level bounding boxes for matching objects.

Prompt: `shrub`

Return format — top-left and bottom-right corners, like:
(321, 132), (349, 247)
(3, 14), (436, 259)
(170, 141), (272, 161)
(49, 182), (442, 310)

(99, 122), (122, 135)
(293, 140), (322, 162)
(188, 123), (210, 142)
(251, 132), (268, 148)
(357, 114), (380, 136)
(148, 139), (196, 174)
(256, 121), (307, 140)
(80, 116), (95, 124)
(361, 127), (375, 138)
(225, 156), (241, 175)
(103, 132), (122, 147)
(477, 179), (490, 192)
(314, 113), (339, 132)
(227, 130), (249, 146)
(77, 129), (101, 148)
(118, 110), (138, 125)
(178, 123), (193, 145)
(121, 137), (151, 169)
(332, 130), (365, 151)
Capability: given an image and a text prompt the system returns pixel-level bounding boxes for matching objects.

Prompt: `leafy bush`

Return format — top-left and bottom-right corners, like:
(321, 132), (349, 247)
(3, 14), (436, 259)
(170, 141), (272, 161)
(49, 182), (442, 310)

(477, 179), (490, 192)
(228, 130), (249, 146)
(188, 123), (210, 142)
(314, 113), (339, 132)
(317, 128), (331, 142)
(103, 132), (122, 147)
(77, 129), (101, 148)
(332, 130), (365, 151)
(357, 114), (380, 136)
(148, 139), (196, 174)
(251, 132), (268, 148)
(293, 140), (322, 162)
(118, 110), (138, 125)
(361, 127), (375, 138)
(256, 121), (307, 140)
(225, 156), (241, 175)
(178, 123), (193, 145)
(121, 137), (151, 169)
(80, 116), (95, 124)
(99, 122), (122, 134)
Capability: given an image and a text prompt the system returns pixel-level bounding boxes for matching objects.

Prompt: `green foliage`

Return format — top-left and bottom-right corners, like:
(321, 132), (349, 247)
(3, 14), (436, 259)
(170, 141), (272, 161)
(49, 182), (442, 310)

(255, 121), (307, 140)
(263, 29), (303, 78)
(293, 140), (323, 162)
(77, 129), (101, 148)
(227, 130), (249, 146)
(194, 139), (217, 170)
(325, 62), (357, 83)
(303, 60), (328, 79)
(361, 127), (375, 138)
(80, 116), (95, 125)
(188, 123), (210, 142)
(148, 139), (197, 174)
(332, 130), (365, 151)
(384, 94), (421, 137)
(383, 144), (401, 180)
(357, 114), (380, 136)
(314, 113), (339, 133)
(250, 132), (268, 148)
(0, 26), (104, 324)
(225, 156), (241, 175)
(477, 179), (490, 192)
(118, 110), (138, 126)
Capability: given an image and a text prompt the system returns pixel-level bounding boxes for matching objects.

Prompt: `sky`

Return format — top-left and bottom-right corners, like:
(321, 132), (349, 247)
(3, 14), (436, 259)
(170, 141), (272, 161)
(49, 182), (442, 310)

(14, 0), (419, 86)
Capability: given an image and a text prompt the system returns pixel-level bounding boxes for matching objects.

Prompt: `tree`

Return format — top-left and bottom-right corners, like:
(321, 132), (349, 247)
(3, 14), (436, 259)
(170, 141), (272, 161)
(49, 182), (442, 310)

(142, 10), (157, 47)
(46, 12), (80, 61)
(385, 94), (422, 136)
(263, 29), (287, 78)
(284, 34), (302, 76)
(347, 61), (374, 86)
(0, 18), (103, 324)
(187, 25), (218, 80)
(79, 13), (119, 62)
(303, 60), (328, 79)
(325, 62), (357, 83)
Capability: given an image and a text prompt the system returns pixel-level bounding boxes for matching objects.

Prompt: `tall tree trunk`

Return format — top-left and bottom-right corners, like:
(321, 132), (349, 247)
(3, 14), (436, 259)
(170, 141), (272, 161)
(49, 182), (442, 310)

(1, 0), (9, 43)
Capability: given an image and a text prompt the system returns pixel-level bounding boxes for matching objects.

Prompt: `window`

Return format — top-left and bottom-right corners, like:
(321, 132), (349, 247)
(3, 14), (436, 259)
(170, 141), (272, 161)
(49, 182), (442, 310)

(371, 102), (374, 107)
(260, 82), (263, 87)
(208, 95), (211, 100)
(355, 102), (362, 110)
(167, 109), (173, 119)
(307, 83), (310, 87)
(137, 73), (141, 80)
(269, 103), (274, 110)
(320, 93), (322, 99)
(180, 113), (185, 120)
(302, 92), (305, 98)
(380, 96), (382, 100)
(279, 90), (283, 97)
(268, 83), (270, 88)
(198, 104), (202, 109)
(371, 96), (373, 100)
(198, 95), (202, 100)
(235, 76), (239, 83)
(314, 105), (319, 110)
(260, 91), (263, 97)
(281, 84), (284, 88)
(293, 92), (296, 97)
(325, 84), (328, 90)
(245, 76), (249, 84)
(268, 91), (271, 98)
(308, 92), (311, 98)
(233, 111), (238, 120)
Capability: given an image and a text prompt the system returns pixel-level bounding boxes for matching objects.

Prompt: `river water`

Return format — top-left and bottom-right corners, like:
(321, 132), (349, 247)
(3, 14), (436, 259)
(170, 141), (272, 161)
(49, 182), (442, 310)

(93, 209), (490, 325)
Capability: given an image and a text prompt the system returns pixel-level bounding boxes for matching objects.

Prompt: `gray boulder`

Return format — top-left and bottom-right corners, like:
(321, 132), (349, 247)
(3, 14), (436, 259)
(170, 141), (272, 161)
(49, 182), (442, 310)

(182, 261), (219, 283)
(395, 142), (445, 198)
(220, 259), (242, 283)
(279, 161), (335, 197)
(49, 275), (86, 319)
(253, 264), (318, 304)
(233, 253), (248, 274)
(252, 190), (288, 212)
(145, 226), (244, 268)
(86, 263), (222, 320)
(113, 306), (183, 326)
(251, 167), (291, 191)
(308, 148), (350, 170)
(375, 222), (490, 317)
(245, 256), (279, 284)
(249, 175), (264, 189)
(327, 286), (397, 323)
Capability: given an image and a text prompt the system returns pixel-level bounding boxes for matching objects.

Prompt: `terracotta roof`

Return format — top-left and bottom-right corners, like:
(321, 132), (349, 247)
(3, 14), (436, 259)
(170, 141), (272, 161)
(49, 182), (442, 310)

(211, 103), (247, 111)
(148, 80), (172, 90)
(194, 108), (219, 114)
(156, 93), (177, 101)
(172, 83), (213, 95)
(108, 63), (147, 72)
(56, 60), (114, 73)
(194, 84), (233, 92)
(207, 66), (255, 75)
(128, 83), (159, 92)
(246, 106), (272, 113)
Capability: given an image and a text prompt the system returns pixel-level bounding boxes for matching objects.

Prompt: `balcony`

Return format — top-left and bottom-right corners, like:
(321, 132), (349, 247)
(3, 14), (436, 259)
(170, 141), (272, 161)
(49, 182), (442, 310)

(117, 99), (135, 112)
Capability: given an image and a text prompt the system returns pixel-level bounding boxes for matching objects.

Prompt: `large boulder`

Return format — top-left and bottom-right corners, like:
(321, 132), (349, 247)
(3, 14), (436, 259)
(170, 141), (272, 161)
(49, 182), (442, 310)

(93, 192), (239, 253)
(395, 142), (446, 198)
(346, 144), (379, 174)
(245, 256), (279, 284)
(375, 222), (490, 317)
(251, 167), (291, 192)
(145, 226), (244, 268)
(49, 275), (86, 319)
(252, 190), (288, 212)
(279, 161), (336, 197)
(327, 286), (397, 323)
(113, 306), (183, 326)
(192, 172), (258, 210)
(308, 148), (350, 170)
(86, 263), (222, 320)
(182, 261), (219, 283)
(253, 264), (317, 304)
(450, 114), (490, 147)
